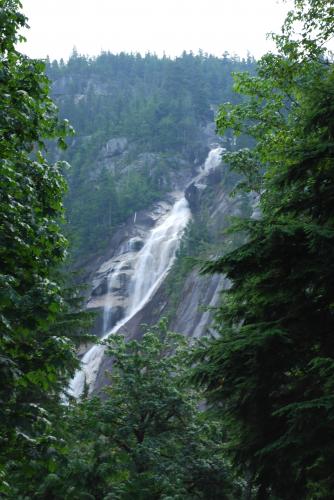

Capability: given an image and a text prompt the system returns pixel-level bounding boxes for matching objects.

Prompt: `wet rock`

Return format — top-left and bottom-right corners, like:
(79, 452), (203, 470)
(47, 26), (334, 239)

(110, 272), (130, 295)
(206, 169), (222, 186)
(104, 306), (124, 332)
(119, 262), (132, 271)
(87, 304), (125, 339)
(128, 237), (144, 252)
(91, 277), (109, 296)
(89, 307), (104, 337)
(134, 212), (155, 228)
(185, 183), (200, 212)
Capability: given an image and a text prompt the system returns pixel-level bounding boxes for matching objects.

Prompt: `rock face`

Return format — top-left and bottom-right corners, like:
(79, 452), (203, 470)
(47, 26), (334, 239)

(85, 134), (203, 188)
(185, 183), (200, 212)
(171, 271), (229, 338)
(71, 194), (192, 397)
(72, 134), (252, 395)
(81, 198), (177, 339)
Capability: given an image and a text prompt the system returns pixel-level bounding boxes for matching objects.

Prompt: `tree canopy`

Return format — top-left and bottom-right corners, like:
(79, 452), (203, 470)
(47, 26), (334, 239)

(11, 322), (241, 499)
(194, 1), (334, 498)
(46, 51), (255, 262)
(0, 0), (90, 492)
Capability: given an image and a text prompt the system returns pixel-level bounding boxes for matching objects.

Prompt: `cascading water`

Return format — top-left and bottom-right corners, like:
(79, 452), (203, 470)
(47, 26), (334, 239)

(187, 146), (224, 191)
(201, 146), (224, 174)
(70, 196), (191, 397)
(69, 148), (224, 398)
(128, 197), (190, 315)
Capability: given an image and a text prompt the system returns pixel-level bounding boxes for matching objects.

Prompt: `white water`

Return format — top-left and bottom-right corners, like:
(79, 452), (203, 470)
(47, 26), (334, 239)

(201, 147), (224, 174)
(70, 196), (191, 397)
(128, 197), (190, 314)
(188, 147), (224, 190)
(70, 148), (223, 398)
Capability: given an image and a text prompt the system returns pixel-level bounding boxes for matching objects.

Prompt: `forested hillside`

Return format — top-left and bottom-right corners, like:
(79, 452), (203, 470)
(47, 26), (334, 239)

(2, 0), (334, 498)
(46, 52), (254, 261)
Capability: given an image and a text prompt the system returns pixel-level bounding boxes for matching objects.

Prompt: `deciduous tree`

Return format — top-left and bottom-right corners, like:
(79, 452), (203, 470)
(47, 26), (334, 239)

(0, 1), (89, 492)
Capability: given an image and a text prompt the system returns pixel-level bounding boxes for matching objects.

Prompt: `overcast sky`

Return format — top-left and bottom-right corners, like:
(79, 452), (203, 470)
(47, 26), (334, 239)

(20, 0), (293, 61)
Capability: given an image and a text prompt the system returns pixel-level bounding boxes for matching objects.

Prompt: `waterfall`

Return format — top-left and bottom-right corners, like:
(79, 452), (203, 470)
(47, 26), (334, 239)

(201, 147), (224, 174)
(70, 196), (191, 397)
(70, 147), (223, 398)
(128, 197), (190, 315)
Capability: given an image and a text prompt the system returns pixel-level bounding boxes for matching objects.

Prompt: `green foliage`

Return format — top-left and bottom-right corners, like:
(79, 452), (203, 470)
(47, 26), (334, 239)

(0, 1), (91, 491)
(193, 1), (334, 498)
(45, 51), (255, 262)
(25, 322), (240, 499)
(47, 50), (253, 151)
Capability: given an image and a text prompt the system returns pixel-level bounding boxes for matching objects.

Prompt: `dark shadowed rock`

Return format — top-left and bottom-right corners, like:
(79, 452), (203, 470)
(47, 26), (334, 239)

(89, 307), (104, 337)
(185, 183), (200, 212)
(128, 237), (144, 252)
(104, 306), (124, 332)
(91, 277), (109, 297)
(206, 168), (223, 186)
(134, 212), (155, 228)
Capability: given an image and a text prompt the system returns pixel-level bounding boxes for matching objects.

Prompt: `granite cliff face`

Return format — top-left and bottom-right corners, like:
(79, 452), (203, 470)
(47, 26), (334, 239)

(70, 131), (251, 395)
(46, 54), (257, 396)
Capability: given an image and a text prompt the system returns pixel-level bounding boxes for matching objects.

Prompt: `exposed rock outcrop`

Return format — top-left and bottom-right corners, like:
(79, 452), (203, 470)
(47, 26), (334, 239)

(171, 271), (228, 338)
(71, 135), (254, 396)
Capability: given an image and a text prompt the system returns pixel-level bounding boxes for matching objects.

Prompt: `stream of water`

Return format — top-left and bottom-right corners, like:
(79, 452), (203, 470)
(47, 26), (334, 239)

(70, 196), (191, 397)
(69, 147), (224, 397)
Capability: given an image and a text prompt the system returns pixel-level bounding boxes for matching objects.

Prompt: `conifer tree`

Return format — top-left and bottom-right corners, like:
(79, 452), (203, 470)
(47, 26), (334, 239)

(194, 1), (334, 498)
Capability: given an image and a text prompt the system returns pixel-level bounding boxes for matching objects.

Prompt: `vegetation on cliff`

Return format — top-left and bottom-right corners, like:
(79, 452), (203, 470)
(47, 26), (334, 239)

(2, 0), (334, 497)
(46, 51), (255, 261)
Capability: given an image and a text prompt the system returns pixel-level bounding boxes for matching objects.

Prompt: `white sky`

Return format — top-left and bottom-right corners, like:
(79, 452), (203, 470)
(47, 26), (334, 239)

(20, 0), (293, 61)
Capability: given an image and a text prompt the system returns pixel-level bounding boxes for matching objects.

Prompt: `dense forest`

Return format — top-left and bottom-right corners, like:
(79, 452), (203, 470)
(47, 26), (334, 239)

(1, 0), (334, 498)
(46, 51), (254, 261)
